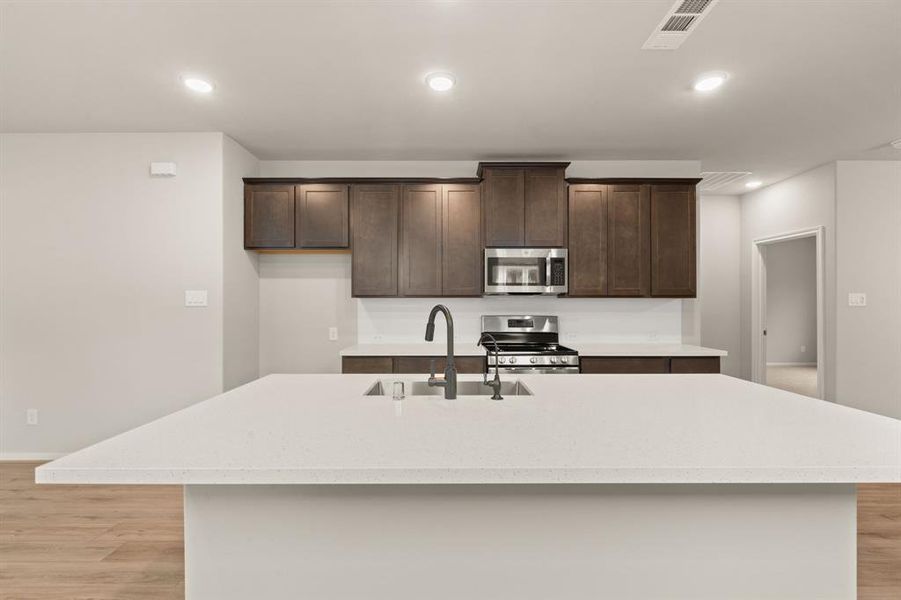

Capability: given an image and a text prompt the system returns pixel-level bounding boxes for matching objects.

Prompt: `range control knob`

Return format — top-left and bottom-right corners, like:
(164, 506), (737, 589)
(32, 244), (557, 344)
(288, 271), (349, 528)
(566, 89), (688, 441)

(509, 357), (517, 364)
(550, 357), (557, 364)
(499, 357), (507, 364)
(530, 357), (538, 364)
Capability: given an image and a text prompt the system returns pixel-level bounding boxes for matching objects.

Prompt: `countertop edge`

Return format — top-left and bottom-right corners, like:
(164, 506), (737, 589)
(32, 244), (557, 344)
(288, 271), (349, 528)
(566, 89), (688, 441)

(35, 465), (899, 486)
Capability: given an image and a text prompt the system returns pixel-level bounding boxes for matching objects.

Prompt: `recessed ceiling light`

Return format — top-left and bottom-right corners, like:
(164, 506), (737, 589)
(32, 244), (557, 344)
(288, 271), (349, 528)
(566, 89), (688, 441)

(425, 72), (456, 92)
(693, 72), (728, 92)
(891, 138), (901, 150)
(745, 180), (763, 189)
(183, 77), (213, 94)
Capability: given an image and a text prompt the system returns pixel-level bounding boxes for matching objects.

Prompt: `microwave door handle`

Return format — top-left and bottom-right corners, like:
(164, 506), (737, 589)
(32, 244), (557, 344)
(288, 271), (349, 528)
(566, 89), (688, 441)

(546, 258), (552, 287)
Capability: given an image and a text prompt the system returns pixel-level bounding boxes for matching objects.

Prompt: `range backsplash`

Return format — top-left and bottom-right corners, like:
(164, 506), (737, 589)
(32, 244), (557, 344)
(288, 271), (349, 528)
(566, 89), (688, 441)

(357, 296), (683, 345)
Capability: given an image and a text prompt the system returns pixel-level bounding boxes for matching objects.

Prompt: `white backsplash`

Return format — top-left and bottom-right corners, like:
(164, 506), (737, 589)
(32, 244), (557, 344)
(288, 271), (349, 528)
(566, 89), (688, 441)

(357, 297), (683, 345)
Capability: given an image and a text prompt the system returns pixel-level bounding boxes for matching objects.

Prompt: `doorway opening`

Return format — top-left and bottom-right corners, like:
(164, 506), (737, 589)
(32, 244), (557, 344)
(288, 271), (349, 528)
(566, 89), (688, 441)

(751, 227), (825, 399)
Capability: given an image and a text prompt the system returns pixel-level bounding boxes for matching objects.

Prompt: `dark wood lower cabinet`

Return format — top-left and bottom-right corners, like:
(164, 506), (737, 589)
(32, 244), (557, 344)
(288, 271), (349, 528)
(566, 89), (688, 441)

(342, 356), (486, 374)
(580, 357), (669, 374)
(670, 357), (721, 374)
(343, 355), (720, 375)
(341, 357), (394, 374)
(393, 356), (486, 374)
(580, 356), (720, 374)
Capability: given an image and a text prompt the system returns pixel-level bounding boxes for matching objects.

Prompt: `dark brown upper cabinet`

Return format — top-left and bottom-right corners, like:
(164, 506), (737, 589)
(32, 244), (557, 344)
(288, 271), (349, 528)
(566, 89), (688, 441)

(607, 184), (650, 297)
(524, 167), (567, 247)
(244, 184), (295, 248)
(399, 184), (443, 296)
(480, 163), (568, 247)
(351, 184), (400, 297)
(650, 184), (696, 297)
(295, 184), (349, 248)
(482, 167), (525, 246)
(441, 184), (482, 296)
(399, 183), (482, 297)
(567, 184), (608, 296)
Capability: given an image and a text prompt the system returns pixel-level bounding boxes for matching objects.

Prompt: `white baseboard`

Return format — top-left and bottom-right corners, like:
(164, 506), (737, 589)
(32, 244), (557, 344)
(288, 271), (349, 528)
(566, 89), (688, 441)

(0, 452), (64, 462)
(767, 362), (817, 367)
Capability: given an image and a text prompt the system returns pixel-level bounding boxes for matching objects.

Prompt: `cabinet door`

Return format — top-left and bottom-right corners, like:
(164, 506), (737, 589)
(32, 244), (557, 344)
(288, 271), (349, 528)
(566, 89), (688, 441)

(670, 357), (720, 373)
(351, 184), (400, 297)
(580, 357), (669, 374)
(399, 185), (443, 296)
(442, 184), (482, 296)
(482, 168), (525, 247)
(394, 356), (486, 375)
(342, 357), (394, 374)
(525, 167), (567, 247)
(607, 184), (650, 297)
(567, 184), (608, 296)
(295, 184), (349, 248)
(650, 184), (697, 297)
(244, 184), (295, 248)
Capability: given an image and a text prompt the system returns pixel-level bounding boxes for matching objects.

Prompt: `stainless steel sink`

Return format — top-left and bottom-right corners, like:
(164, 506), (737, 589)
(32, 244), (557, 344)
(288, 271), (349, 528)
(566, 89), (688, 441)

(365, 379), (532, 397)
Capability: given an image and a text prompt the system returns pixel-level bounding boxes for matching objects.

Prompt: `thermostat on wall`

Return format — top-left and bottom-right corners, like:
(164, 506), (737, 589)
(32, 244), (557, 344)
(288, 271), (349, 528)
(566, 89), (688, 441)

(150, 162), (177, 177)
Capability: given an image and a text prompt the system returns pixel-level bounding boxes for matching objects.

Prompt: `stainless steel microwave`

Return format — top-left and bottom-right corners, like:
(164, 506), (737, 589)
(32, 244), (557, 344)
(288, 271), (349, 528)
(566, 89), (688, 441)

(484, 248), (568, 295)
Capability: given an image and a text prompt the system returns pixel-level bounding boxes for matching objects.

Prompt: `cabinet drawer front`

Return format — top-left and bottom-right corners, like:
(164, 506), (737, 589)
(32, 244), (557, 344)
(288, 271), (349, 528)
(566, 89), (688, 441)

(245, 185), (295, 248)
(580, 357), (669, 374)
(670, 357), (720, 374)
(296, 184), (349, 248)
(394, 356), (486, 374)
(342, 357), (394, 374)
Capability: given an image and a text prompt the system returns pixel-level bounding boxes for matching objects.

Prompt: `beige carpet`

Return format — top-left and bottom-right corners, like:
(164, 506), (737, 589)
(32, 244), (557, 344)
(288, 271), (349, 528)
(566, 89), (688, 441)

(766, 364), (818, 397)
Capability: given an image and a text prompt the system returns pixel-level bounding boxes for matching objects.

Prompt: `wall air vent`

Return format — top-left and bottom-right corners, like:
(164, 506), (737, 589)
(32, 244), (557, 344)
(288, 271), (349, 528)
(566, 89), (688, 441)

(643, 0), (719, 50)
(699, 171), (752, 192)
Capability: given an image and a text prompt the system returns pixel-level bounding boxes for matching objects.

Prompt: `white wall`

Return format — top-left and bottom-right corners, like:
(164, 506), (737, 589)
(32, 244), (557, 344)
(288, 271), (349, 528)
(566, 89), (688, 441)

(698, 195), (741, 377)
(835, 161), (901, 419)
(0, 133), (226, 456)
(258, 253), (357, 375)
(740, 163), (836, 400)
(222, 136), (260, 390)
(357, 297), (683, 346)
(765, 237), (817, 364)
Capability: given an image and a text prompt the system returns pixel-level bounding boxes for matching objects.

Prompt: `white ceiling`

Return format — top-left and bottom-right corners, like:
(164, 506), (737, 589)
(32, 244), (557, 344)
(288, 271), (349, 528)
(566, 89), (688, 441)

(2, 0), (899, 194)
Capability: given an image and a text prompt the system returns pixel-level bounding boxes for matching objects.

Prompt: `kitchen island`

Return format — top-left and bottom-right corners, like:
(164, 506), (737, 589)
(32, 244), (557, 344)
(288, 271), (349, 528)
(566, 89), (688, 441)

(38, 374), (901, 599)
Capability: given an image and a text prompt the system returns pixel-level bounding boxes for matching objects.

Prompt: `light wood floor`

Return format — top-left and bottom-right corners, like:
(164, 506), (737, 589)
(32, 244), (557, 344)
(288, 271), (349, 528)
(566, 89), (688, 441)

(1, 462), (899, 599)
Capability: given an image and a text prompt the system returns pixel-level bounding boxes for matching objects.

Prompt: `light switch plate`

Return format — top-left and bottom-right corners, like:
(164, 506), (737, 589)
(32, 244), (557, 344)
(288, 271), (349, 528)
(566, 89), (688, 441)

(185, 290), (208, 307)
(328, 327), (338, 341)
(848, 292), (867, 307)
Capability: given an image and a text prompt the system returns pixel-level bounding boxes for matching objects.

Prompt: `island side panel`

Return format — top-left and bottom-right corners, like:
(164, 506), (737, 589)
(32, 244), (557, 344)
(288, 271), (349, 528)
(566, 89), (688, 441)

(184, 483), (856, 600)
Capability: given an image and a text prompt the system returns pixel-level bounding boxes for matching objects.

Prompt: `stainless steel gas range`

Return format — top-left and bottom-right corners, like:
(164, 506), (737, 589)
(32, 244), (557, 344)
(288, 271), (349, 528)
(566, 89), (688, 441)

(480, 315), (579, 374)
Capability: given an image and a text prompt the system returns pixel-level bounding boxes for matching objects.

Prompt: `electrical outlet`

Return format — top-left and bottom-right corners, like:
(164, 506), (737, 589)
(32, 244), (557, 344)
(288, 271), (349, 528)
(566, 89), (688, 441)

(800, 345), (807, 353)
(848, 292), (867, 307)
(26, 409), (38, 426)
(185, 290), (208, 307)
(328, 327), (338, 341)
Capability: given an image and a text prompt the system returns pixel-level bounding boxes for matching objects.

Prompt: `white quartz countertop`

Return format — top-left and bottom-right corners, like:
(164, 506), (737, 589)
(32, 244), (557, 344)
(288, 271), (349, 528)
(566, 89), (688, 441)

(340, 343), (727, 357)
(37, 374), (899, 486)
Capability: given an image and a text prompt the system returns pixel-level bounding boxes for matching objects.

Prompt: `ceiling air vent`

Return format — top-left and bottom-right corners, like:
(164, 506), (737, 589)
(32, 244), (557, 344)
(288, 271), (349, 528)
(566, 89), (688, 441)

(699, 171), (752, 192)
(643, 0), (719, 50)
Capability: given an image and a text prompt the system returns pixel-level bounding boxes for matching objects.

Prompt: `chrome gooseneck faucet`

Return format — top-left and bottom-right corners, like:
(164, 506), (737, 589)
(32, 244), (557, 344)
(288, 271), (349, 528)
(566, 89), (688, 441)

(425, 304), (457, 400)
